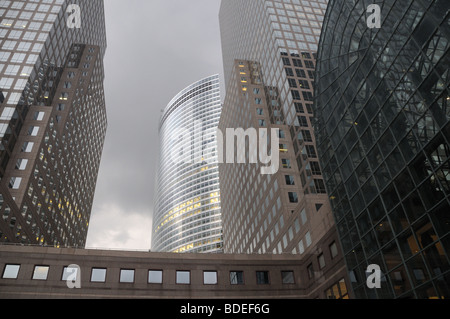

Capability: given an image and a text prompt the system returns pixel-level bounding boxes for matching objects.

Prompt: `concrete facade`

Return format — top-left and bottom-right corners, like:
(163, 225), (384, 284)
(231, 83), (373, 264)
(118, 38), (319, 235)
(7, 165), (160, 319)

(0, 245), (349, 299)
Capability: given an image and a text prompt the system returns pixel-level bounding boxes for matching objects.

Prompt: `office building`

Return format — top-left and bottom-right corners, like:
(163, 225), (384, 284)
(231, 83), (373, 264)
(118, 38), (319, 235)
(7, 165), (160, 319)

(0, 0), (107, 248)
(152, 75), (223, 253)
(218, 0), (351, 299)
(314, 0), (450, 298)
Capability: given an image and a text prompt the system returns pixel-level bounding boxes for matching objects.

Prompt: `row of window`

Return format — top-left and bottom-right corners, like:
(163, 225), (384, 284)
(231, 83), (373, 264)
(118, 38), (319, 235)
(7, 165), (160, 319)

(1, 264), (298, 286)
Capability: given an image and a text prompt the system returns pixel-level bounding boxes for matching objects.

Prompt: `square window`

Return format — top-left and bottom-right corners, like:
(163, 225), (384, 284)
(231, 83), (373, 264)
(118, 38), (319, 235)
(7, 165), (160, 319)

(281, 271), (295, 284)
(176, 271), (190, 285)
(2, 264), (20, 279)
(120, 269), (135, 283)
(203, 271), (218, 285)
(91, 268), (107, 283)
(148, 270), (163, 284)
(256, 271), (270, 285)
(32, 266), (49, 280)
(230, 271), (244, 285)
(62, 266), (79, 281)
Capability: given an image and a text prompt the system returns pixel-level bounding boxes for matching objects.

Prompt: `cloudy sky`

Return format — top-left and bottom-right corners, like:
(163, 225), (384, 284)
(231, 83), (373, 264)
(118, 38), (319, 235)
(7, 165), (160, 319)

(85, 0), (224, 250)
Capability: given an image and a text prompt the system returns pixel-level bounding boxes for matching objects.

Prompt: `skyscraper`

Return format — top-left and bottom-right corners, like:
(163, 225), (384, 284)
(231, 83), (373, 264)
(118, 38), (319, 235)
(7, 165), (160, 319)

(219, 0), (351, 299)
(314, 0), (450, 298)
(0, 0), (107, 248)
(152, 75), (223, 254)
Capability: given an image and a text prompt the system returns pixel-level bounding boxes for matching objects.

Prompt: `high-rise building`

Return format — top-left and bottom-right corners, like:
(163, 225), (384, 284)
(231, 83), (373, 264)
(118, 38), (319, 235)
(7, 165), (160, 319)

(152, 75), (223, 254)
(314, 0), (450, 298)
(0, 0), (107, 248)
(219, 0), (351, 299)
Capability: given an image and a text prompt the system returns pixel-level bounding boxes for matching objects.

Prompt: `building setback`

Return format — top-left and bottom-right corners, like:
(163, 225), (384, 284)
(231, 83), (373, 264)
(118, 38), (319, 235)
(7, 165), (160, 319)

(0, 0), (108, 248)
(218, 0), (351, 299)
(152, 75), (223, 254)
(314, 0), (450, 298)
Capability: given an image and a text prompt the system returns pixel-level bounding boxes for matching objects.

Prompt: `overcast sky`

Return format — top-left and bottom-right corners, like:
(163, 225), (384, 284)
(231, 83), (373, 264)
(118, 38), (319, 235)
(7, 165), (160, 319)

(85, 0), (224, 250)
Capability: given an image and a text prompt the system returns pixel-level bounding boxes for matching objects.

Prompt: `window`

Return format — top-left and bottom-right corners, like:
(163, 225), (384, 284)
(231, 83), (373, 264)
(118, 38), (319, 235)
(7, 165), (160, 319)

(307, 263), (314, 279)
(282, 159), (291, 169)
(148, 270), (163, 284)
(27, 126), (39, 136)
(15, 159), (28, 170)
(318, 254), (326, 269)
(256, 108), (264, 115)
(325, 279), (349, 299)
(230, 271), (244, 285)
(288, 192), (298, 203)
(62, 266), (79, 281)
(203, 271), (218, 285)
(298, 116), (309, 127)
(120, 269), (135, 283)
(330, 241), (338, 259)
(311, 162), (322, 175)
(285, 175), (295, 185)
(33, 111), (45, 121)
(298, 80), (310, 89)
(2, 264), (20, 279)
(32, 266), (49, 280)
(176, 271), (190, 285)
(256, 271), (270, 285)
(281, 271), (295, 284)
(9, 177), (22, 189)
(21, 142), (34, 153)
(91, 268), (107, 283)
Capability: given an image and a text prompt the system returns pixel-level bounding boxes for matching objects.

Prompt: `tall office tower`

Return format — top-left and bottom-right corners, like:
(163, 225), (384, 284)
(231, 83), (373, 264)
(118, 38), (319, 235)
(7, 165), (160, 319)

(219, 0), (351, 299)
(314, 0), (450, 299)
(152, 75), (223, 254)
(0, 0), (107, 248)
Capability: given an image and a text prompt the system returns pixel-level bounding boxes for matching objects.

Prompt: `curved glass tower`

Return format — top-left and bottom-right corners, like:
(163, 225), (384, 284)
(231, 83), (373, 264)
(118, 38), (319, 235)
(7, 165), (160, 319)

(315, 0), (450, 298)
(152, 75), (223, 253)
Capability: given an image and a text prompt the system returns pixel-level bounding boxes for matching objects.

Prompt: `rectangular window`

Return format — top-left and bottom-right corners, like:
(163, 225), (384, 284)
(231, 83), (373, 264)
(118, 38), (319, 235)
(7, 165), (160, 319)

(256, 271), (270, 285)
(281, 271), (295, 284)
(9, 177), (22, 189)
(21, 141), (34, 153)
(203, 271), (218, 285)
(27, 126), (39, 136)
(307, 263), (314, 279)
(32, 266), (49, 280)
(148, 270), (163, 284)
(2, 264), (20, 279)
(120, 269), (135, 283)
(285, 175), (295, 185)
(230, 271), (244, 285)
(288, 192), (299, 203)
(282, 159), (291, 169)
(91, 268), (107, 283)
(330, 241), (338, 259)
(318, 254), (326, 269)
(62, 266), (79, 281)
(15, 159), (28, 170)
(176, 271), (190, 285)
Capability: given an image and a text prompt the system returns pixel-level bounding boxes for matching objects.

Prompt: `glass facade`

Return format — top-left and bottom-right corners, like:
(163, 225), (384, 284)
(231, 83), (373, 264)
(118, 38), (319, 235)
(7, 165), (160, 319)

(0, 0), (107, 248)
(315, 0), (450, 298)
(152, 75), (223, 254)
